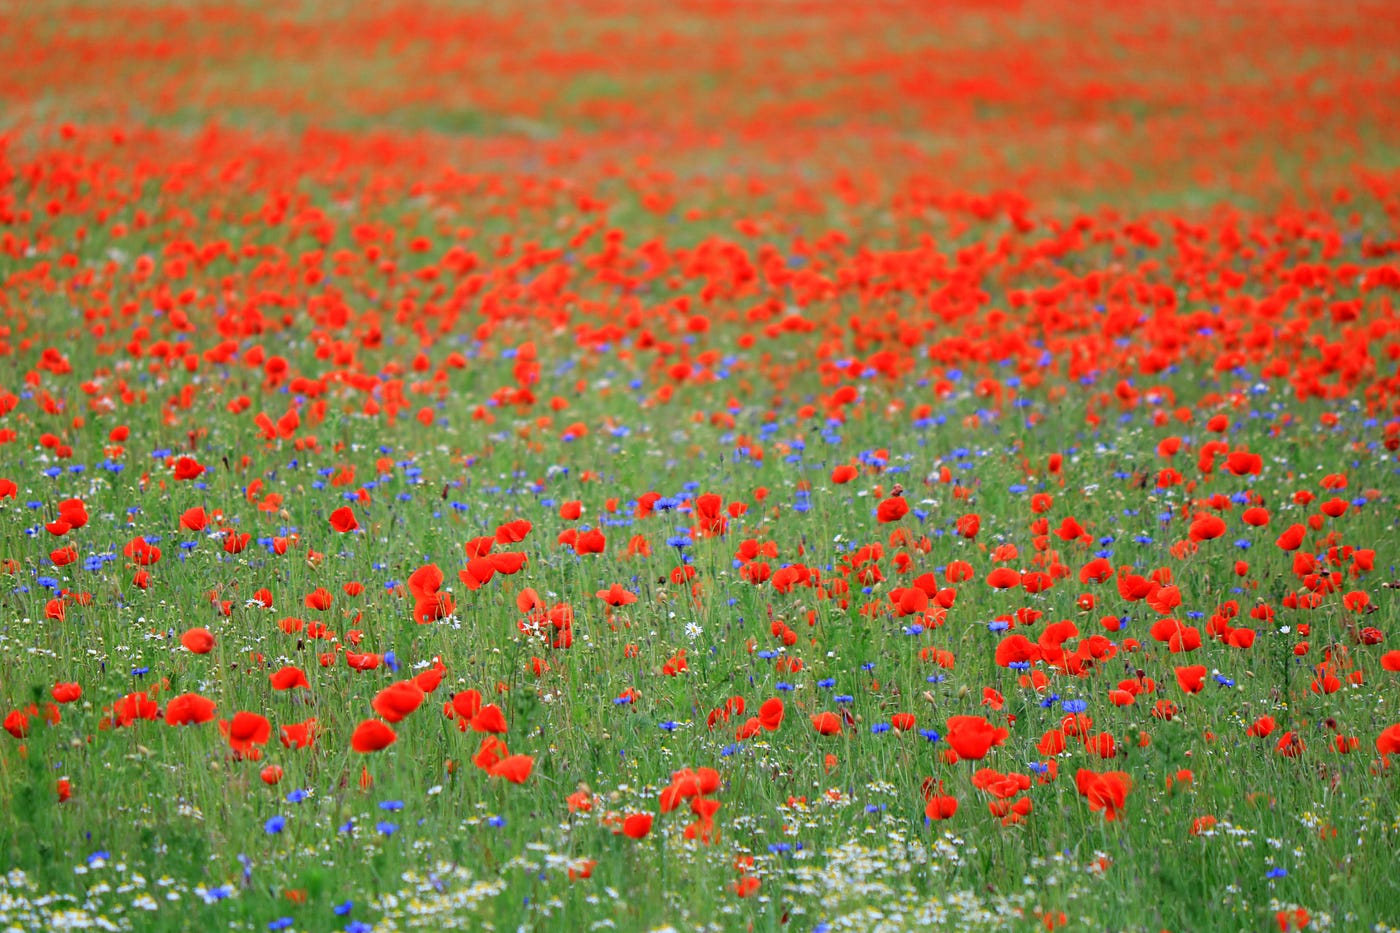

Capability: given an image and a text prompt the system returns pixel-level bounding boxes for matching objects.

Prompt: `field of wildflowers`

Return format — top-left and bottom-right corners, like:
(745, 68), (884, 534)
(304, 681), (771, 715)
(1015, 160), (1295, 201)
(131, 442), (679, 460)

(2, 2), (1400, 931)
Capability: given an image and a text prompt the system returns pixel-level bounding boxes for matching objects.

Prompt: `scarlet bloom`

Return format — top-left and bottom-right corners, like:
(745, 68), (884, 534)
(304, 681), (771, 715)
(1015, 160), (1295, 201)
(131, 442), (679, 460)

(1188, 514), (1227, 541)
(595, 583), (638, 606)
(51, 682), (82, 703)
(1174, 665), (1207, 694)
(574, 529), (607, 554)
(758, 697), (785, 731)
(1275, 731), (1306, 757)
(811, 711), (843, 735)
(304, 588), (333, 611)
(172, 456), (205, 480)
(107, 691), (159, 727)
(328, 506), (359, 533)
(1075, 768), (1133, 821)
(165, 693), (217, 725)
(621, 813), (654, 839)
(350, 718), (397, 753)
(1241, 507), (1270, 527)
(181, 627), (215, 653)
(124, 536), (162, 566)
(489, 754), (535, 784)
(218, 711), (272, 757)
(876, 496), (908, 523)
(469, 704), (508, 734)
(1275, 524), (1306, 551)
(831, 464), (857, 484)
(280, 718), (317, 749)
(180, 507), (208, 531)
(370, 681), (426, 723)
(925, 794), (958, 820)
(945, 715), (1010, 761)
(987, 568), (1022, 589)
(1377, 724), (1400, 758)
(269, 666), (310, 691)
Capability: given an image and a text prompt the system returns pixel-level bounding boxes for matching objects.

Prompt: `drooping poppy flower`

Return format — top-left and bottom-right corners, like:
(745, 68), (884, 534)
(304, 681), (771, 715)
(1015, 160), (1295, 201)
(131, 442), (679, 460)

(350, 718), (397, 753)
(811, 711), (843, 735)
(180, 507), (208, 531)
(328, 506), (359, 533)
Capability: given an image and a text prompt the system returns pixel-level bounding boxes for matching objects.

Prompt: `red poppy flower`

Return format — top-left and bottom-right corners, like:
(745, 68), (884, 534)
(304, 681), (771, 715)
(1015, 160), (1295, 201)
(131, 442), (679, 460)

(172, 457), (206, 481)
(1378, 723), (1400, 758)
(181, 627), (215, 653)
(945, 715), (1010, 761)
(622, 813), (653, 839)
(1188, 514), (1227, 542)
(328, 506), (359, 533)
(51, 682), (82, 704)
(987, 568), (1022, 589)
(1174, 665), (1207, 694)
(470, 704), (508, 734)
(1075, 768), (1132, 821)
(595, 583), (638, 606)
(811, 711), (843, 735)
(280, 718), (318, 749)
(165, 693), (217, 725)
(350, 718), (397, 753)
(218, 711), (272, 757)
(269, 666), (310, 691)
(489, 754), (535, 783)
(746, 697), (780, 731)
(370, 681), (425, 724)
(876, 496), (908, 523)
(123, 536), (163, 566)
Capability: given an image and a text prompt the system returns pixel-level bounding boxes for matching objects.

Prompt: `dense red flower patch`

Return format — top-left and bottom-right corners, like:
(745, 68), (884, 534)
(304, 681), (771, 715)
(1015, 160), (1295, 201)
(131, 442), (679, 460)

(1, 1), (1399, 930)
